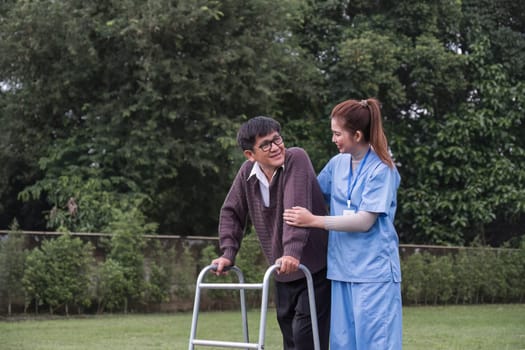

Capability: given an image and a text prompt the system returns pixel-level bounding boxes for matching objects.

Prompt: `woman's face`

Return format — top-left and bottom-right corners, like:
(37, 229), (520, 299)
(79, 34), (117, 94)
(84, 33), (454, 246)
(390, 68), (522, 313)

(331, 117), (356, 153)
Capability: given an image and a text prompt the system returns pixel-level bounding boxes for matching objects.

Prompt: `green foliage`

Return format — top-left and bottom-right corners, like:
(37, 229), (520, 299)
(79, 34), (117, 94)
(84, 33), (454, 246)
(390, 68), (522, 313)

(197, 244), (234, 305)
(0, 0), (319, 235)
(4, 233), (525, 315)
(196, 233), (266, 308)
(397, 38), (525, 245)
(232, 233), (266, 284)
(453, 250), (480, 304)
(426, 254), (455, 305)
(145, 263), (170, 305)
(22, 232), (94, 314)
(19, 176), (148, 233)
(93, 258), (129, 313)
(0, 0), (524, 248)
(0, 220), (28, 315)
(401, 252), (427, 305)
(143, 240), (177, 306)
(92, 208), (166, 313)
(295, 0), (525, 246)
(504, 240), (525, 302)
(330, 31), (407, 110)
(106, 207), (155, 312)
(171, 243), (196, 302)
(401, 244), (525, 305)
(21, 248), (46, 313)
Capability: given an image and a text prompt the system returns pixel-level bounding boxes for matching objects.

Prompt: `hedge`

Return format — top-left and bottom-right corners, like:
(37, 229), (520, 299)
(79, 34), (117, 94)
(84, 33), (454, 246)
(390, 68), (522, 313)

(401, 247), (525, 305)
(0, 231), (524, 315)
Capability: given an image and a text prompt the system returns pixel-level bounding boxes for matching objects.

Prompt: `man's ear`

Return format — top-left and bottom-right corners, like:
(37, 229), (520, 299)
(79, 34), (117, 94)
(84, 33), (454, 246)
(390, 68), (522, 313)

(243, 149), (255, 162)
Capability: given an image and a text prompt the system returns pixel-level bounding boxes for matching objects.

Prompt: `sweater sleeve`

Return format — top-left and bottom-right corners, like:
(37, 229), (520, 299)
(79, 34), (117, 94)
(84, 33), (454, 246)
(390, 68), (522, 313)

(281, 148), (320, 260)
(218, 162), (251, 263)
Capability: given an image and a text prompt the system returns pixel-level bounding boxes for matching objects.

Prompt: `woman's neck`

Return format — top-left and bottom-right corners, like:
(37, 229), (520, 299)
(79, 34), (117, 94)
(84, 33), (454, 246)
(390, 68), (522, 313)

(351, 144), (370, 161)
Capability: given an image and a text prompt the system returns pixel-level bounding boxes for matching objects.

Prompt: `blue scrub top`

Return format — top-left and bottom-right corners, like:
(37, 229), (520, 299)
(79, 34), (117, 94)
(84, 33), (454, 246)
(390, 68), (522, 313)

(318, 150), (402, 283)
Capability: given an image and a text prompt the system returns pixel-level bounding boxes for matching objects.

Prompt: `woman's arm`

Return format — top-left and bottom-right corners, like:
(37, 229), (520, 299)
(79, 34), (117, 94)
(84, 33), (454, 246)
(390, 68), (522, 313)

(284, 206), (377, 232)
(324, 210), (377, 232)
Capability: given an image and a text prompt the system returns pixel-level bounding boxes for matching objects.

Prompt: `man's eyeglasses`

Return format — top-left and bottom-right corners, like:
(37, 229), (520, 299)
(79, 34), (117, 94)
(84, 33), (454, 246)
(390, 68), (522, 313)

(258, 135), (284, 152)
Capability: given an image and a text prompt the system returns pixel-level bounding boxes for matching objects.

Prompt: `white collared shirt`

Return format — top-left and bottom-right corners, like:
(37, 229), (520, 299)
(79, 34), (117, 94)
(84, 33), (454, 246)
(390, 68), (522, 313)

(248, 162), (284, 207)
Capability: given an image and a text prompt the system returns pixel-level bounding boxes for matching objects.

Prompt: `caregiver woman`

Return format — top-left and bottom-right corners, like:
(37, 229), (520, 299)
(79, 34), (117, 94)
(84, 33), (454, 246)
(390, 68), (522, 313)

(283, 98), (402, 350)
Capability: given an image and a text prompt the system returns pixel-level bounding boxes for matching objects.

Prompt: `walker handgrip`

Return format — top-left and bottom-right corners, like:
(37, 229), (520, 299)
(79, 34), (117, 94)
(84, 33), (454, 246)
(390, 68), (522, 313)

(209, 264), (234, 272)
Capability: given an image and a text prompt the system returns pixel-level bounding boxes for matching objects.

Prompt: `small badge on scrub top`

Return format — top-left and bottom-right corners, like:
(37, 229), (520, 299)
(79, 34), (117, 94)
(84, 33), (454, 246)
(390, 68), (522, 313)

(345, 200), (356, 215)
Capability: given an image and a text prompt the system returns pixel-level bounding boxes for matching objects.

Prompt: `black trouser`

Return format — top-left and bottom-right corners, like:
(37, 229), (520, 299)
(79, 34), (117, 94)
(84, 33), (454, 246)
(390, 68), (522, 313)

(274, 268), (331, 350)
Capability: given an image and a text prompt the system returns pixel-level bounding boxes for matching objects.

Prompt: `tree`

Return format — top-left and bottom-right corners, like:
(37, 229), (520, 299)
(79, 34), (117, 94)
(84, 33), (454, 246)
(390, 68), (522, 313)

(0, 0), (321, 235)
(396, 36), (525, 245)
(1, 0), (524, 246)
(296, 0), (525, 245)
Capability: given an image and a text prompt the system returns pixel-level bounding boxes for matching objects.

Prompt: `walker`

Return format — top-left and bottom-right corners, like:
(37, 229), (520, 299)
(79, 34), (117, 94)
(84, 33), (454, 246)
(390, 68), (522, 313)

(188, 263), (320, 350)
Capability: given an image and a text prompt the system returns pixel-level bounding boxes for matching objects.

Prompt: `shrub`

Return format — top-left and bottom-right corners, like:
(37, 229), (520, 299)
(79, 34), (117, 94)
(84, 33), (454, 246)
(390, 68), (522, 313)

(400, 244), (525, 305)
(453, 250), (477, 304)
(105, 206), (156, 312)
(401, 252), (428, 305)
(196, 232), (266, 309)
(425, 254), (455, 304)
(171, 243), (196, 303)
(22, 232), (94, 315)
(502, 239), (525, 302)
(93, 258), (129, 313)
(0, 221), (28, 315)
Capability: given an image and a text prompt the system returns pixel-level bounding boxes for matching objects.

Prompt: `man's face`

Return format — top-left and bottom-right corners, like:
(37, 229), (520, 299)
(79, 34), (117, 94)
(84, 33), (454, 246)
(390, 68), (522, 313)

(244, 131), (285, 172)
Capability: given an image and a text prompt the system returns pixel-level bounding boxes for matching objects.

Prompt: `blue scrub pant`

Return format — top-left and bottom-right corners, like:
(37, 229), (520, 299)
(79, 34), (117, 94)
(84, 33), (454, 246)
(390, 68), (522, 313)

(330, 280), (402, 350)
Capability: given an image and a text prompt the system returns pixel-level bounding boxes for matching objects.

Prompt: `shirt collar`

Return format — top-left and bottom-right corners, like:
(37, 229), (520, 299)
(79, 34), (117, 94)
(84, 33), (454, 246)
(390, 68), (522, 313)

(248, 162), (285, 182)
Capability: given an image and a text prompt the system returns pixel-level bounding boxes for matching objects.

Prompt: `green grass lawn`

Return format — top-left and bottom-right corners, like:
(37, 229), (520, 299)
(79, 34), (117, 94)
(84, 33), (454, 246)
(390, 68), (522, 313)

(0, 304), (524, 349)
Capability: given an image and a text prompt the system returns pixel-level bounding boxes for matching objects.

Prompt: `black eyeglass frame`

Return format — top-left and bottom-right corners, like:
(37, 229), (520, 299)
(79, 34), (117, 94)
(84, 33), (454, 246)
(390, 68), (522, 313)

(257, 135), (284, 152)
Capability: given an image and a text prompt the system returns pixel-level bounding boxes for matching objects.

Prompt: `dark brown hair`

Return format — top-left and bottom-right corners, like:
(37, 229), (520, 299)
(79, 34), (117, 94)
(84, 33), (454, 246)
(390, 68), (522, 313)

(331, 98), (394, 168)
(237, 116), (281, 151)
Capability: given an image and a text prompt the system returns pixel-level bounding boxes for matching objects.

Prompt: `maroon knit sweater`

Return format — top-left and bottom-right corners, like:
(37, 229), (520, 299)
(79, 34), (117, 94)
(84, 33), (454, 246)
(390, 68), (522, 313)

(219, 147), (328, 282)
